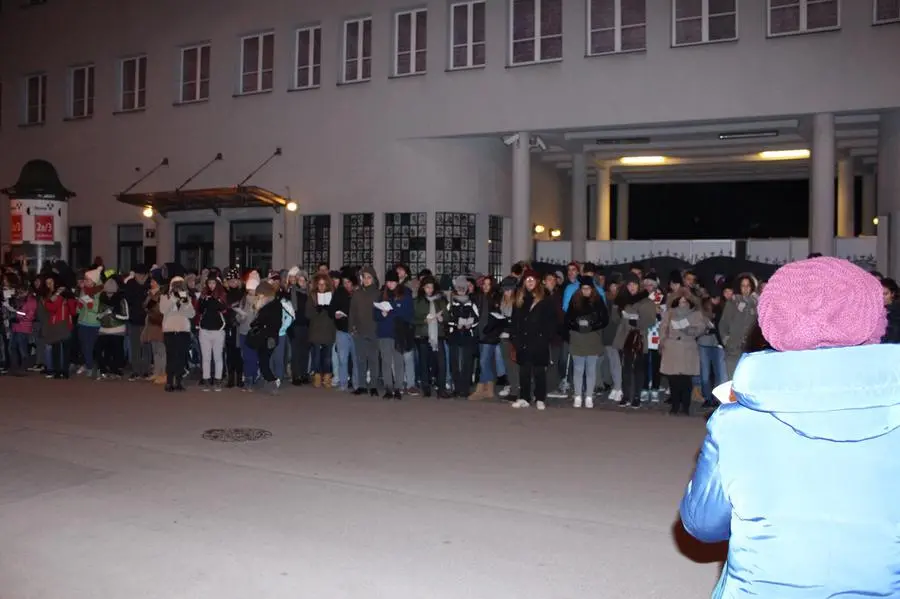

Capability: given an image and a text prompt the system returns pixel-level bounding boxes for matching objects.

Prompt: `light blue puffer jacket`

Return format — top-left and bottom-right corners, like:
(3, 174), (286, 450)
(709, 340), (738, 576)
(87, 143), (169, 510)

(680, 344), (900, 598)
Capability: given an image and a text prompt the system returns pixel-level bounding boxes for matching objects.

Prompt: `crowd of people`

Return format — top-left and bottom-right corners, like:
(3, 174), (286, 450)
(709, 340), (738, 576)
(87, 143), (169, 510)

(3, 255), (899, 414)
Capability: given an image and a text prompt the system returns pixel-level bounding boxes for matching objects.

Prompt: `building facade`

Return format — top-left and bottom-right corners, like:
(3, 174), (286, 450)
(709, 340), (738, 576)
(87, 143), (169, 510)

(1, 0), (899, 275)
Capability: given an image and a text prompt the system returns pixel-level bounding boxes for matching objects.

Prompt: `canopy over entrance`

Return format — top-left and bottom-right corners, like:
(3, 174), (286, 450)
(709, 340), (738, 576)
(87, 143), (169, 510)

(116, 185), (290, 216)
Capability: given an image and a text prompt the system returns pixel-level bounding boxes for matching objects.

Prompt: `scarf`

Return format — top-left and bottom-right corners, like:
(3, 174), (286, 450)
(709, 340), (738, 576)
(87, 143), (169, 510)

(426, 295), (440, 351)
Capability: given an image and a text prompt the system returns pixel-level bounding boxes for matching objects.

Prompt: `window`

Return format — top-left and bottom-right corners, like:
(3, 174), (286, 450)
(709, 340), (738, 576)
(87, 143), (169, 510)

(294, 26), (322, 89)
(69, 226), (92, 269)
(67, 65), (94, 118)
(231, 220), (273, 273)
(768, 0), (839, 36)
(450, 1), (486, 69)
(673, 0), (737, 46)
(117, 224), (144, 273)
(875, 0), (900, 23)
(510, 0), (563, 65)
(240, 32), (274, 94)
(343, 17), (372, 83)
(24, 73), (46, 124)
(175, 222), (214, 272)
(384, 212), (427, 276)
(343, 213), (374, 267)
(119, 56), (147, 111)
(436, 212), (476, 277)
(394, 9), (427, 76)
(488, 216), (504, 279)
(302, 215), (331, 271)
(180, 44), (210, 103)
(588, 0), (646, 55)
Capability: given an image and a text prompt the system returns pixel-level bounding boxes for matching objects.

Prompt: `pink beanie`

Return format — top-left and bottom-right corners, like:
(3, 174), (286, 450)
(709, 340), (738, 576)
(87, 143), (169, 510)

(758, 257), (886, 352)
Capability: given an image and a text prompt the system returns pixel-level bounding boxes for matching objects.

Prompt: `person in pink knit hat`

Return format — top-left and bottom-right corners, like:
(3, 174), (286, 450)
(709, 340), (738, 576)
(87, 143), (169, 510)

(679, 257), (900, 598)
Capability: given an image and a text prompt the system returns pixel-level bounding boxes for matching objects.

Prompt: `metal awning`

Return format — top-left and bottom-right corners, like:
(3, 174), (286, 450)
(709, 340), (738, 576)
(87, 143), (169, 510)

(116, 185), (289, 216)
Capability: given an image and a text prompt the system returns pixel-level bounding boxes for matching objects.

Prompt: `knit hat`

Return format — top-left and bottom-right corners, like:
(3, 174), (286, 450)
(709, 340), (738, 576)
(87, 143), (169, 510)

(287, 266), (301, 278)
(522, 268), (539, 282)
(669, 270), (683, 287)
(500, 276), (518, 291)
(642, 272), (659, 289)
(85, 266), (102, 285)
(133, 263), (149, 275)
(578, 275), (594, 288)
(419, 275), (437, 290)
(453, 275), (469, 294)
(385, 270), (400, 283)
(758, 257), (886, 352)
(224, 267), (240, 281)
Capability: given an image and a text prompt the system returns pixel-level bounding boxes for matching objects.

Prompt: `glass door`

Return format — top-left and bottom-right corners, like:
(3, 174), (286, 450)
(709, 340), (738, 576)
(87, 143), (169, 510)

(117, 224), (143, 272)
(230, 220), (273, 272)
(175, 222), (214, 272)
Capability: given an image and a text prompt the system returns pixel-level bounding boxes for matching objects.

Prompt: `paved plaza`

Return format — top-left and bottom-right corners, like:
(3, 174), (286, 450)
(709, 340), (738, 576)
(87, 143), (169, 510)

(0, 377), (722, 598)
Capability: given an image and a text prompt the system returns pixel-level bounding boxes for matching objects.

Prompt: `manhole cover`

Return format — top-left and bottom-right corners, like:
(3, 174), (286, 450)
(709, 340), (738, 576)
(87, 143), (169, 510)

(202, 428), (272, 442)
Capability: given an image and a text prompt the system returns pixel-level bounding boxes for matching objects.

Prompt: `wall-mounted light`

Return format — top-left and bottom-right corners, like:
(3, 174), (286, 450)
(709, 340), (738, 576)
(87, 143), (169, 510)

(142, 206), (154, 218)
(550, 228), (562, 238)
(619, 155), (667, 166)
(533, 224), (546, 234)
(286, 201), (298, 212)
(758, 149), (810, 160)
(873, 217), (880, 226)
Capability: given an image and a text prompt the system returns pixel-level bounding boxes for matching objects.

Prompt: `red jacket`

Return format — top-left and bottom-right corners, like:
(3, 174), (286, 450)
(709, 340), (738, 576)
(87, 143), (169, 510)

(44, 294), (78, 330)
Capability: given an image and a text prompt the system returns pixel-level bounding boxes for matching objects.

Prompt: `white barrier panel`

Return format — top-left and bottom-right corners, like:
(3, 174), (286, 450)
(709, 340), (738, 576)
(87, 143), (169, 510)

(535, 240), (571, 264)
(789, 238), (810, 261)
(835, 237), (876, 261)
(746, 239), (791, 263)
(691, 240), (736, 261)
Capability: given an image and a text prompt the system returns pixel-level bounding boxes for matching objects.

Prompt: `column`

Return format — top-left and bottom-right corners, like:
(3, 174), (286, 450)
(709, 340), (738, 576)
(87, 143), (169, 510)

(809, 113), (835, 256)
(330, 211), (342, 268)
(373, 212), (385, 273)
(861, 172), (877, 236)
(213, 217), (229, 268)
(153, 216), (173, 264)
(616, 181), (630, 240)
(570, 153), (587, 263)
(594, 164), (611, 241)
(836, 157), (854, 237)
(511, 131), (531, 262)
(879, 110), (900, 279)
(475, 213), (489, 274)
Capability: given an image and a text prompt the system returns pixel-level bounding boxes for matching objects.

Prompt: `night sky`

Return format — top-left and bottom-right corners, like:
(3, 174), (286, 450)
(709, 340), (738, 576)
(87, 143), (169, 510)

(618, 179), (864, 240)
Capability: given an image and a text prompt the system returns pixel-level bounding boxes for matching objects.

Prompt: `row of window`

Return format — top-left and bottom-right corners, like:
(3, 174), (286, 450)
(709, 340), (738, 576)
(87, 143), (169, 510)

(72, 214), (506, 278)
(14, 0), (899, 126)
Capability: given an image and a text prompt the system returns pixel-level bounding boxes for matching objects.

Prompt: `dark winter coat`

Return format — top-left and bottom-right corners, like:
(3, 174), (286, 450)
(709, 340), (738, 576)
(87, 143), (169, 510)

(250, 297), (283, 344)
(123, 278), (149, 326)
(565, 295), (609, 357)
(413, 295), (448, 338)
(332, 286), (352, 334)
(446, 293), (480, 345)
(350, 281), (380, 337)
(306, 294), (337, 345)
(198, 295), (228, 331)
(511, 292), (557, 367)
(884, 301), (900, 344)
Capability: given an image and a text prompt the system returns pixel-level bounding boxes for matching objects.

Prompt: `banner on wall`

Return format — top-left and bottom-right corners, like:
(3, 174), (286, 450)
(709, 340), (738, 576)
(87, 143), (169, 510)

(8, 198), (67, 246)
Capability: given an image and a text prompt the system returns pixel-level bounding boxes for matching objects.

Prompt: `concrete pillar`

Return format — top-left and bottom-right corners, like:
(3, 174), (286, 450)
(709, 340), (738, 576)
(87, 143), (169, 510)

(511, 131), (531, 262)
(570, 154), (587, 263)
(616, 181), (629, 240)
(595, 164), (611, 241)
(861, 172), (877, 236)
(879, 111), (900, 279)
(809, 113), (835, 256)
(836, 157), (854, 237)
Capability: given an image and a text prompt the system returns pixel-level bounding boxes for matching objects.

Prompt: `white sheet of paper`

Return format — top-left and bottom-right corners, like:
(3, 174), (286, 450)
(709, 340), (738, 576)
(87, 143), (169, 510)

(317, 291), (333, 306)
(335, 310), (347, 318)
(373, 301), (393, 312)
(712, 381), (733, 404)
(490, 312), (505, 320)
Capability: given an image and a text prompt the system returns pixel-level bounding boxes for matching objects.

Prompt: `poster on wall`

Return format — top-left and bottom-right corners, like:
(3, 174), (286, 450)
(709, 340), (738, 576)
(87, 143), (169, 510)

(8, 198), (67, 246)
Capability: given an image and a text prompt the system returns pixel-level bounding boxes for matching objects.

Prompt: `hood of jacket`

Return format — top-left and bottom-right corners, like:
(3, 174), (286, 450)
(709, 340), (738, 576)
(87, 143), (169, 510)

(732, 344), (900, 442)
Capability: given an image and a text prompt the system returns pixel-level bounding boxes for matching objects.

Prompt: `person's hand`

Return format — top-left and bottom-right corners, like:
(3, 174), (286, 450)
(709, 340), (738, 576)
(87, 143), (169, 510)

(381, 310), (389, 318)
(425, 313), (435, 322)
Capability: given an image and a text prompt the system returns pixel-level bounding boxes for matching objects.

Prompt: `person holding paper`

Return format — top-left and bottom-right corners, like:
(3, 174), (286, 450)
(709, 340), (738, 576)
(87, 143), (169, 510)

(332, 269), (357, 391)
(374, 271), (412, 400)
(306, 273), (337, 388)
(446, 276), (480, 398)
(564, 276), (609, 409)
(680, 257), (900, 598)
(412, 275), (448, 398)
(658, 289), (706, 416)
(350, 266), (381, 397)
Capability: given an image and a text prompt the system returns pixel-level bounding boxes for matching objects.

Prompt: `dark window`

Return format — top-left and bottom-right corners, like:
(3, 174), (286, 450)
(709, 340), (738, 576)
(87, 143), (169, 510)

(117, 224), (143, 272)
(69, 225), (92, 269)
(384, 212), (426, 275)
(488, 216), (504, 279)
(175, 222), (214, 272)
(230, 220), (272, 272)
(435, 212), (476, 277)
(302, 215), (331, 271)
(342, 213), (374, 267)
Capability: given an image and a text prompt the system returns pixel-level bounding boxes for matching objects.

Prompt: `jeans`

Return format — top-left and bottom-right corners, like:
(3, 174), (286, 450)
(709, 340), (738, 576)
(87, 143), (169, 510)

(353, 335), (379, 388)
(449, 340), (476, 396)
(96, 334), (125, 375)
(572, 355), (599, 398)
(645, 349), (661, 390)
(603, 347), (622, 391)
(499, 340), (519, 395)
(403, 350), (416, 389)
(199, 328), (226, 380)
(151, 340), (166, 376)
(78, 325), (99, 370)
(335, 331), (356, 389)
(623, 352), (646, 405)
(478, 343), (500, 383)
(9, 332), (30, 370)
(378, 338), (404, 391)
(164, 332), (189, 386)
(240, 334), (260, 384)
(494, 345), (506, 377)
(310, 343), (333, 374)
(699, 345), (727, 402)
(416, 338), (446, 393)
(127, 323), (150, 376)
(271, 335), (287, 380)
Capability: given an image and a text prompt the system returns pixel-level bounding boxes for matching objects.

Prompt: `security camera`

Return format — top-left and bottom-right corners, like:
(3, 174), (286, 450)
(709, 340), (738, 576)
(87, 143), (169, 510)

(532, 136), (548, 152)
(502, 134), (519, 146)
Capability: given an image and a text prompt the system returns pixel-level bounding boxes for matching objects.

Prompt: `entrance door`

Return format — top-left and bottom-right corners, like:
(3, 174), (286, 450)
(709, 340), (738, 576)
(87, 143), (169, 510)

(230, 220), (273, 272)
(175, 222), (214, 272)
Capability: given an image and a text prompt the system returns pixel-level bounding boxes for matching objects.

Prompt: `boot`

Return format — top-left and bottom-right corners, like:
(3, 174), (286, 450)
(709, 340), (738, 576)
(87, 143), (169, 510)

(468, 383), (486, 401)
(483, 381), (495, 400)
(313, 373), (322, 388)
(323, 374), (333, 389)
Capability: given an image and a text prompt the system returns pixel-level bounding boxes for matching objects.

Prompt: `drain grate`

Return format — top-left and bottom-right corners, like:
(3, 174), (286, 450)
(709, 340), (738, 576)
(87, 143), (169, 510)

(202, 428), (272, 442)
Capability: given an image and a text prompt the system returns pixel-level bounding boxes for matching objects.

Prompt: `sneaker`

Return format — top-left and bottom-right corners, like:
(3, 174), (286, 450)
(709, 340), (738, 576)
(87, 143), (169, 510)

(202, 379), (211, 392)
(44, 373), (55, 379)
(28, 365), (43, 372)
(369, 388), (379, 397)
(76, 366), (86, 376)
(640, 389), (649, 402)
(650, 389), (660, 403)
(547, 389), (568, 399)
(214, 379), (223, 392)
(382, 391), (393, 400)
(573, 396), (583, 409)
(267, 380), (280, 395)
(510, 399), (530, 409)
(608, 389), (621, 402)
(585, 396), (594, 409)
(535, 400), (546, 411)
(406, 387), (421, 396)
(393, 390), (402, 401)
(128, 373), (138, 382)
(498, 385), (511, 398)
